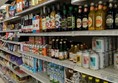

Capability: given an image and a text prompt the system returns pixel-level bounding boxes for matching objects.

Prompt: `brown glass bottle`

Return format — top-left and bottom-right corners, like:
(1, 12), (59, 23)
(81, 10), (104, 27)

(88, 3), (96, 30)
(42, 6), (46, 32)
(55, 38), (59, 59)
(96, 1), (105, 30)
(76, 6), (82, 30)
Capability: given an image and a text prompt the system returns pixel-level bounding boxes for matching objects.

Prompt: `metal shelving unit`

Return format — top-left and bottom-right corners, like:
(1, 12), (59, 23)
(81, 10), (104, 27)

(0, 47), (22, 57)
(7, 67), (28, 78)
(15, 0), (57, 16)
(20, 66), (50, 83)
(18, 30), (118, 37)
(0, 30), (19, 33)
(0, 39), (21, 45)
(19, 51), (118, 83)
(0, 54), (19, 66)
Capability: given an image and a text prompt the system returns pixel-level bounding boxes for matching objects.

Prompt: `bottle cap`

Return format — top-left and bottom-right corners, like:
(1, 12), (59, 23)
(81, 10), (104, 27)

(91, 2), (94, 6)
(95, 79), (100, 82)
(84, 4), (88, 7)
(79, 5), (82, 8)
(104, 82), (108, 83)
(89, 76), (93, 80)
(109, 0), (113, 2)
(82, 74), (86, 78)
(98, 1), (103, 4)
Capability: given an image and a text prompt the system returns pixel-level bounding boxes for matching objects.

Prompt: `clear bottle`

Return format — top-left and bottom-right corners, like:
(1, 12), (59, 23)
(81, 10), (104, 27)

(69, 44), (75, 61)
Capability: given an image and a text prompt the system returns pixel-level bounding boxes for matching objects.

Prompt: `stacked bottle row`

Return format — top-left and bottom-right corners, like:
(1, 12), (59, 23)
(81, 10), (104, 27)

(20, 0), (118, 33)
(21, 36), (117, 70)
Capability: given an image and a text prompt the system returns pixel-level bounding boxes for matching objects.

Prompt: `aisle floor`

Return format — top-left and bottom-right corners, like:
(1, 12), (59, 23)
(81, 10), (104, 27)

(0, 78), (5, 83)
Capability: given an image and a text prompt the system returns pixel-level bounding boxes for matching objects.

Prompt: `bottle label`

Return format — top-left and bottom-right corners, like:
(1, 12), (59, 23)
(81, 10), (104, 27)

(106, 15), (114, 26)
(50, 16), (55, 29)
(61, 18), (67, 29)
(55, 49), (59, 58)
(90, 57), (96, 67)
(82, 18), (88, 28)
(84, 56), (89, 64)
(59, 52), (64, 60)
(96, 16), (102, 27)
(51, 49), (55, 57)
(88, 17), (92, 27)
(55, 14), (61, 28)
(42, 18), (46, 30)
(115, 14), (118, 26)
(77, 18), (81, 28)
(46, 16), (50, 29)
(67, 16), (75, 28)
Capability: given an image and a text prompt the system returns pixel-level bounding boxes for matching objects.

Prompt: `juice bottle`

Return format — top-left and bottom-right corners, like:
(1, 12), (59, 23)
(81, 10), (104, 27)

(88, 3), (96, 30)
(96, 1), (105, 30)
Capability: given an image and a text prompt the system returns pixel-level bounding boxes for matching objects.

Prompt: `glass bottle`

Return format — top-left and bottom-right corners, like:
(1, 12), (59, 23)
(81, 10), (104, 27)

(79, 74), (87, 83)
(67, 5), (76, 31)
(106, 0), (115, 29)
(55, 38), (59, 59)
(88, 3), (96, 30)
(63, 40), (68, 59)
(76, 5), (82, 30)
(59, 41), (64, 60)
(61, 4), (67, 31)
(42, 6), (46, 32)
(50, 5), (56, 32)
(88, 76), (94, 83)
(69, 44), (75, 61)
(95, 78), (101, 83)
(96, 1), (105, 30)
(82, 4), (89, 30)
(114, 3), (118, 29)
(51, 39), (55, 58)
(55, 3), (62, 31)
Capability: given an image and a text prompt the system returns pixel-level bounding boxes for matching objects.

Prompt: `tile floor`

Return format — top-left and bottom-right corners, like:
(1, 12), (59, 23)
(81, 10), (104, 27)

(0, 78), (5, 83)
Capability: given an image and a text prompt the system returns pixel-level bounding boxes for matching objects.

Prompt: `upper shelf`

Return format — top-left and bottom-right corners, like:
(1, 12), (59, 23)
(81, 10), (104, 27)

(0, 30), (19, 33)
(18, 30), (118, 36)
(3, 16), (20, 22)
(15, 0), (57, 16)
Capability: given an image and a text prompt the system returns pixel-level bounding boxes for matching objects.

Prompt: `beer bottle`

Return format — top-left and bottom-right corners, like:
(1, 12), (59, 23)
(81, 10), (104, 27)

(55, 38), (59, 59)
(106, 0), (115, 29)
(42, 6), (46, 32)
(76, 6), (82, 30)
(59, 41), (64, 60)
(79, 74), (87, 83)
(88, 3), (96, 30)
(95, 78), (101, 83)
(61, 4), (67, 31)
(51, 39), (55, 58)
(55, 3), (62, 31)
(88, 76), (94, 83)
(82, 4), (89, 30)
(40, 8), (43, 32)
(69, 44), (75, 61)
(63, 40), (68, 59)
(96, 1), (105, 30)
(114, 2), (118, 29)
(67, 5), (76, 31)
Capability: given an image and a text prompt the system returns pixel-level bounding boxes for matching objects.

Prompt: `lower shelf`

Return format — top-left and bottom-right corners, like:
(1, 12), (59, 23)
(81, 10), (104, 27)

(20, 66), (50, 83)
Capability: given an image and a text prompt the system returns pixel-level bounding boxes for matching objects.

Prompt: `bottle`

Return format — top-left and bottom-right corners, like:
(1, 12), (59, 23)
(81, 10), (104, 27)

(40, 9), (43, 32)
(51, 39), (55, 58)
(61, 4), (67, 31)
(24, 0), (29, 9)
(82, 4), (89, 30)
(46, 6), (51, 32)
(76, 6), (82, 30)
(59, 41), (64, 60)
(90, 52), (99, 70)
(50, 5), (56, 32)
(88, 3), (96, 30)
(96, 1), (105, 30)
(55, 3), (62, 31)
(106, 0), (115, 29)
(42, 6), (46, 32)
(69, 44), (75, 61)
(63, 40), (68, 59)
(114, 3), (118, 29)
(88, 76), (94, 83)
(55, 38), (59, 59)
(67, 5), (76, 31)
(73, 45), (79, 63)
(95, 78), (101, 83)
(79, 74), (87, 83)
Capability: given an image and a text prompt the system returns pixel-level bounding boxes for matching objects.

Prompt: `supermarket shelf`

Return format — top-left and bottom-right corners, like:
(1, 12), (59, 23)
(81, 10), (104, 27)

(19, 51), (118, 83)
(7, 67), (28, 78)
(18, 30), (118, 36)
(0, 30), (19, 33)
(0, 47), (22, 57)
(3, 16), (20, 22)
(19, 51), (75, 69)
(16, 0), (57, 16)
(0, 54), (19, 66)
(20, 66), (50, 83)
(0, 39), (21, 45)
